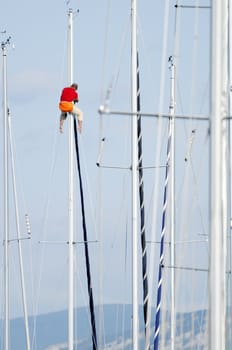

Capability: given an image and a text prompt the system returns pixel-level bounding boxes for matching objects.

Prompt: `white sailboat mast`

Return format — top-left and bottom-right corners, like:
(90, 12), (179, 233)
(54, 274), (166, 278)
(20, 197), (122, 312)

(2, 38), (10, 350)
(2, 37), (31, 350)
(169, 57), (176, 350)
(8, 112), (31, 350)
(209, 0), (227, 349)
(131, 1), (139, 349)
(67, 8), (75, 350)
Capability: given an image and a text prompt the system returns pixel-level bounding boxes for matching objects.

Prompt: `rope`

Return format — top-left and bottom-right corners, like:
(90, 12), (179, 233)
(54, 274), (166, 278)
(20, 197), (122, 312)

(154, 116), (172, 350)
(73, 118), (98, 350)
(136, 52), (149, 348)
(147, 1), (172, 343)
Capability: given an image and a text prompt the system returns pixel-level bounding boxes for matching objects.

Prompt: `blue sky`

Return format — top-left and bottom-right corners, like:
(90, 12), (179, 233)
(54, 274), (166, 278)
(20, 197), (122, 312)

(0, 0), (211, 326)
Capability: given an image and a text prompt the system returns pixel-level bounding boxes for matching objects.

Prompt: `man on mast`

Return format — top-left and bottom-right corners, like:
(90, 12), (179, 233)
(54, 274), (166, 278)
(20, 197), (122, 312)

(59, 83), (83, 133)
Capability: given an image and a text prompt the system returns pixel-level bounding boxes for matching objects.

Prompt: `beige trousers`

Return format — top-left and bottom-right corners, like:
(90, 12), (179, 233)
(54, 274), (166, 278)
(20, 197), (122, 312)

(72, 105), (83, 121)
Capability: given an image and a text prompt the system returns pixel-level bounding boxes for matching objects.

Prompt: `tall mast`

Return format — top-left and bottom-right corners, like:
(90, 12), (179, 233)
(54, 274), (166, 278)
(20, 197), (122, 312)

(153, 57), (176, 350)
(2, 36), (31, 350)
(2, 37), (10, 350)
(67, 8), (75, 350)
(169, 57), (175, 350)
(209, 0), (227, 349)
(8, 110), (31, 350)
(131, 1), (139, 349)
(228, 0), (232, 343)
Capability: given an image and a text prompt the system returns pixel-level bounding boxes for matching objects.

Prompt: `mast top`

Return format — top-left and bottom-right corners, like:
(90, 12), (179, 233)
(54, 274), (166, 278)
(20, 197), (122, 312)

(1, 36), (11, 50)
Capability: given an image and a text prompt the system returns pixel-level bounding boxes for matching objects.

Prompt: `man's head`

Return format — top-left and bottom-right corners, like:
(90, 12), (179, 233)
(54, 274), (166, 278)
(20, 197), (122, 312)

(71, 83), (78, 90)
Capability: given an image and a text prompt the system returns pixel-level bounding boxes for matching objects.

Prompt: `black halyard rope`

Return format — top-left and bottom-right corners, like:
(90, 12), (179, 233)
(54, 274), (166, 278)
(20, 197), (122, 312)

(136, 52), (149, 347)
(73, 118), (98, 350)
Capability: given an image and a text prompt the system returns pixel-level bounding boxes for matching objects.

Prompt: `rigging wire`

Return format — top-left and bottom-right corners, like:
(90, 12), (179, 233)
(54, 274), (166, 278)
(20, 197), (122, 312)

(30, 17), (69, 338)
(31, 126), (60, 350)
(101, 16), (130, 111)
(99, 0), (112, 105)
(154, 0), (209, 348)
(0, 55), (33, 348)
(97, 4), (113, 343)
(76, 136), (98, 242)
(97, 12), (131, 153)
(97, 8), (134, 346)
(8, 109), (31, 350)
(73, 118), (98, 350)
(96, 115), (131, 347)
(175, 146), (209, 348)
(167, 1), (210, 347)
(31, 11), (76, 347)
(96, 5), (115, 345)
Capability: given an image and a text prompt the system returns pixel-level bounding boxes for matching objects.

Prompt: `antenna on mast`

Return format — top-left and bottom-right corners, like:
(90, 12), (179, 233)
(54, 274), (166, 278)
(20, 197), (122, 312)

(1, 34), (15, 51)
(1, 36), (11, 49)
(65, 0), (79, 15)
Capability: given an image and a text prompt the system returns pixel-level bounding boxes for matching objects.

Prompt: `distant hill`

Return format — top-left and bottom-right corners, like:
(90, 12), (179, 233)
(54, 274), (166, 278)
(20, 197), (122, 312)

(10, 304), (135, 350)
(5, 305), (223, 349)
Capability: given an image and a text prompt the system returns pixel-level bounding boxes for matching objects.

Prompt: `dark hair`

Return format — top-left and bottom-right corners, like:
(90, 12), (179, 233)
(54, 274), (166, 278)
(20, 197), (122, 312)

(71, 83), (78, 90)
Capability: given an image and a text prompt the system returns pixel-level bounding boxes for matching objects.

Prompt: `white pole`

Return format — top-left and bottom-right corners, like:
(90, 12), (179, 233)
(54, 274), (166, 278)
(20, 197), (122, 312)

(228, 0), (232, 343)
(209, 0), (227, 349)
(131, 1), (139, 349)
(2, 40), (9, 350)
(68, 8), (74, 350)
(169, 57), (175, 350)
(8, 112), (31, 350)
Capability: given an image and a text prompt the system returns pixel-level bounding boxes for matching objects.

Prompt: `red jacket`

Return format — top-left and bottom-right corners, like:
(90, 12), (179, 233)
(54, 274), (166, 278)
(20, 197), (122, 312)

(60, 87), (78, 102)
